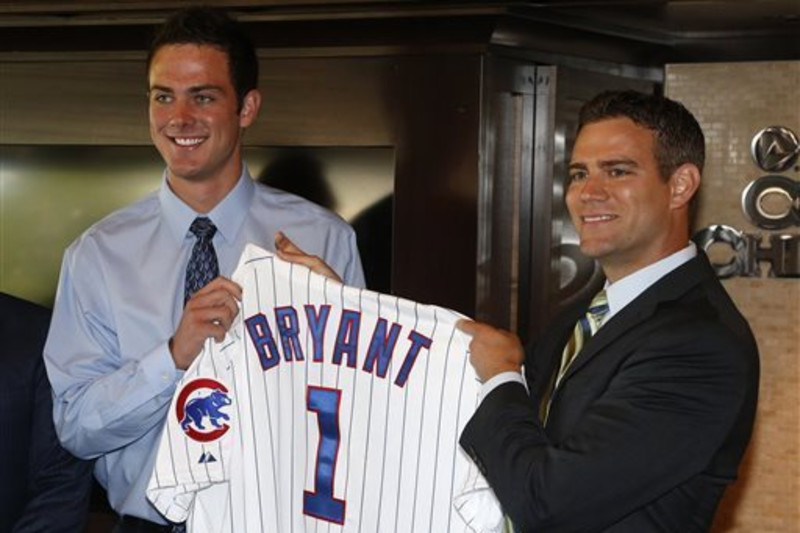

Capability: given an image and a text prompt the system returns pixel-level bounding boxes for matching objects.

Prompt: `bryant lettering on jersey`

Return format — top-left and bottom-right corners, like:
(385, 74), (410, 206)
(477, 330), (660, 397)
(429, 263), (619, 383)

(147, 243), (504, 532)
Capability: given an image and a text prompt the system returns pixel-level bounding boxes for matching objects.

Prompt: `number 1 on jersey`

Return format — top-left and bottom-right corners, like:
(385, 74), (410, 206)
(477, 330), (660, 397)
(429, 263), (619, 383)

(304, 386), (346, 524)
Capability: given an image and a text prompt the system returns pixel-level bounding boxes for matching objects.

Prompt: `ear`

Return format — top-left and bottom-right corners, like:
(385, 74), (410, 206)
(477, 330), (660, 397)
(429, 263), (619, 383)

(668, 163), (701, 210)
(239, 89), (262, 128)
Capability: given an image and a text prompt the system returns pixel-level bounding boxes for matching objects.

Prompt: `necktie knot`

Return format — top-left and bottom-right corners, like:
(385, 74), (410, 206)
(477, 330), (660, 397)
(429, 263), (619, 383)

(190, 217), (217, 241)
(586, 290), (609, 331)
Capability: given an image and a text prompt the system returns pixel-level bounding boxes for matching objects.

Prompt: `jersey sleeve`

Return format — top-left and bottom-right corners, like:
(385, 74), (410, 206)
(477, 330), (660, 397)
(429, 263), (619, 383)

(447, 324), (507, 533)
(146, 333), (239, 523)
(452, 467), (507, 533)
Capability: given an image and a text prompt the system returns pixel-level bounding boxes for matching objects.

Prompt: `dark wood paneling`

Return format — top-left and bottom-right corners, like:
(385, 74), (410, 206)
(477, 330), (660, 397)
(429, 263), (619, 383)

(254, 57), (395, 147)
(388, 55), (482, 313)
(0, 1), (793, 62)
(0, 60), (150, 145)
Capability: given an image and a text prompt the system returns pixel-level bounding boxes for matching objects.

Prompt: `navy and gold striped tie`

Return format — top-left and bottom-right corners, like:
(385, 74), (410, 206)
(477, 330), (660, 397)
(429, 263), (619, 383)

(555, 290), (609, 389)
(541, 290), (609, 423)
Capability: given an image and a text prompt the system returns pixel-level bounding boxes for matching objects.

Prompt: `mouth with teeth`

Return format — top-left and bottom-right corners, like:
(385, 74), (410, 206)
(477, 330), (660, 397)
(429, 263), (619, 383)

(172, 136), (205, 147)
(582, 214), (617, 223)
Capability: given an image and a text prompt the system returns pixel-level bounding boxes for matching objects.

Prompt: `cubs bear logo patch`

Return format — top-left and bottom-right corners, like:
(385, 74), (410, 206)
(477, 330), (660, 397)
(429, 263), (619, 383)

(175, 377), (233, 443)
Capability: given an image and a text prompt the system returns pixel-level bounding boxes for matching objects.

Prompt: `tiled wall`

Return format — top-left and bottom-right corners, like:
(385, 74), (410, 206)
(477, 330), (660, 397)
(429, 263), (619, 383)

(666, 62), (800, 532)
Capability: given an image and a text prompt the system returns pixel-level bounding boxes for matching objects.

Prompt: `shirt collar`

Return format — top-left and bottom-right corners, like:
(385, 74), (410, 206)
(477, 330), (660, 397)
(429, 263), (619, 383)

(604, 242), (697, 321)
(159, 166), (254, 244)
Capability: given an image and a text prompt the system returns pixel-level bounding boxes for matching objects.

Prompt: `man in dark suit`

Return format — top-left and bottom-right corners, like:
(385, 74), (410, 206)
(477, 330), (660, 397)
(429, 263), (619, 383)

(0, 292), (93, 532)
(458, 90), (759, 532)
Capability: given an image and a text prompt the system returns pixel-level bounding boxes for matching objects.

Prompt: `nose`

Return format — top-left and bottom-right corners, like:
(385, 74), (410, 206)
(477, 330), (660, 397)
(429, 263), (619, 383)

(167, 99), (195, 128)
(576, 173), (607, 201)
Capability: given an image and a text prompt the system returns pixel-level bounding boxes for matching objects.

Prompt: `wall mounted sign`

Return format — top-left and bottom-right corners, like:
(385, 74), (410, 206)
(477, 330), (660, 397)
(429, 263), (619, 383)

(700, 125), (800, 278)
(693, 225), (800, 278)
(741, 174), (800, 230)
(750, 126), (800, 172)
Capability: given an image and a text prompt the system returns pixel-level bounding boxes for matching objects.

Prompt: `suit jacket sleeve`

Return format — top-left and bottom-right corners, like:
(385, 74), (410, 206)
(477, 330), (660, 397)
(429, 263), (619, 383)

(1, 294), (94, 533)
(460, 297), (755, 532)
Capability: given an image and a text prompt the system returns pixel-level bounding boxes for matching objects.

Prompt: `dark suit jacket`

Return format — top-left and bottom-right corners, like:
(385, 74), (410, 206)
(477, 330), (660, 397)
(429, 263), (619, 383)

(0, 292), (93, 532)
(461, 254), (759, 532)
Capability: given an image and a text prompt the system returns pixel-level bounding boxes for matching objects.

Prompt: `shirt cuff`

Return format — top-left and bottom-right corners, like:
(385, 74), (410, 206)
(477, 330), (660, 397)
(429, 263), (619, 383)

(141, 341), (184, 393)
(479, 370), (527, 402)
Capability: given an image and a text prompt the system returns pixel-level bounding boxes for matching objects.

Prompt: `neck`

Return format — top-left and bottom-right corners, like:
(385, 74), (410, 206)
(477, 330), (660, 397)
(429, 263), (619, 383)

(602, 242), (690, 284)
(168, 170), (241, 214)
(602, 218), (690, 283)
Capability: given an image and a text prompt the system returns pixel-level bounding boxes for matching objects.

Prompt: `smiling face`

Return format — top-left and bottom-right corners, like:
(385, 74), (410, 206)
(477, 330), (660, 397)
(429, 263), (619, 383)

(566, 117), (698, 282)
(148, 43), (260, 203)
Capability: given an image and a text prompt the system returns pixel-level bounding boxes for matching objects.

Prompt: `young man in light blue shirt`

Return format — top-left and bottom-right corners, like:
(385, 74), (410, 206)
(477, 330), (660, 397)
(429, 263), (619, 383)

(44, 7), (364, 531)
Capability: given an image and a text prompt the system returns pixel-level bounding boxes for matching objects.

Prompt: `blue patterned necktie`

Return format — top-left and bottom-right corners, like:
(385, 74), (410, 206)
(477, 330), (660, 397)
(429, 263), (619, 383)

(184, 217), (219, 304)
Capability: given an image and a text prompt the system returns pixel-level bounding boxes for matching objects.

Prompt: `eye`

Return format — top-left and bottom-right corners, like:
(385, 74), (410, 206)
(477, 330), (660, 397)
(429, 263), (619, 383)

(151, 92), (173, 104)
(195, 94), (214, 104)
(568, 170), (588, 183)
(608, 167), (630, 178)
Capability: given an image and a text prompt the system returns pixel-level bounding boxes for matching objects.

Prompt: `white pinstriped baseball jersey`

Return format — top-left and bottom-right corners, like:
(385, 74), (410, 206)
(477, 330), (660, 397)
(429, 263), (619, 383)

(147, 243), (503, 532)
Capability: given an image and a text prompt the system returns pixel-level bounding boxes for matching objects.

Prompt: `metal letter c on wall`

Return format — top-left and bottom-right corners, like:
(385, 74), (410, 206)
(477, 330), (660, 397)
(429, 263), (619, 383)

(692, 225), (749, 278)
(741, 174), (800, 230)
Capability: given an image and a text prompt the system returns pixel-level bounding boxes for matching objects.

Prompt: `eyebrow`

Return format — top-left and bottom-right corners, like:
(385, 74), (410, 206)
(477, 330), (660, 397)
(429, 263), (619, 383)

(188, 85), (225, 94)
(148, 84), (225, 94)
(568, 158), (639, 170)
(149, 84), (172, 93)
(598, 158), (639, 169)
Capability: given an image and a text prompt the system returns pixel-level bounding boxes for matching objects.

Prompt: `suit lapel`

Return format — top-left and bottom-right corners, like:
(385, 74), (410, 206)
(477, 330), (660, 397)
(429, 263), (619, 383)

(557, 254), (714, 385)
(530, 301), (586, 399)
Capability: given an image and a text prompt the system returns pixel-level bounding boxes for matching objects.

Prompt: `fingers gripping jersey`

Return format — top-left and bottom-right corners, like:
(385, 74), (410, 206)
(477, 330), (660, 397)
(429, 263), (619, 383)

(147, 244), (503, 532)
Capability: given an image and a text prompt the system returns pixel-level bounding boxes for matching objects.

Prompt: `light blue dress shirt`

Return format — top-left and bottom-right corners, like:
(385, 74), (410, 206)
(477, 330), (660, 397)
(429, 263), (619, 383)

(44, 168), (365, 524)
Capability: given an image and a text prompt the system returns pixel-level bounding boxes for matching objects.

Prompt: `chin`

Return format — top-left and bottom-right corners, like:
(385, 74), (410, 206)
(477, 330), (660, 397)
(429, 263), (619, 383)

(578, 242), (612, 260)
(167, 166), (206, 182)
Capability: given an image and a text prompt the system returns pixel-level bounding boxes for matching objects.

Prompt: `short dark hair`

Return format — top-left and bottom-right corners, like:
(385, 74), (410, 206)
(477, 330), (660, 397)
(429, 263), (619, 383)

(577, 90), (705, 181)
(147, 6), (258, 110)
